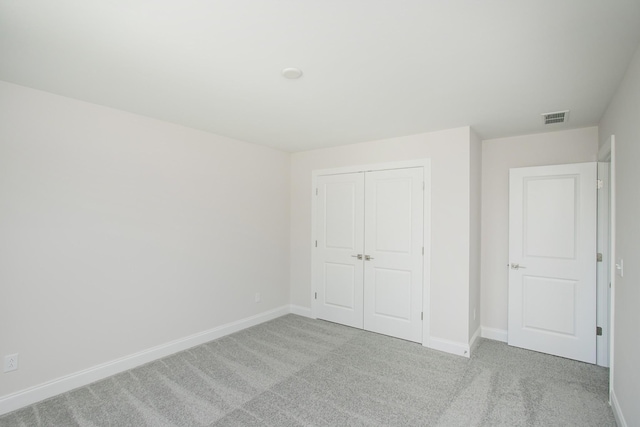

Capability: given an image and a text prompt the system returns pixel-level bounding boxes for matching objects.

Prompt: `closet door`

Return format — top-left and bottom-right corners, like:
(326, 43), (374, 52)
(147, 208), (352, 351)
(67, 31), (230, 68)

(314, 173), (365, 328)
(363, 168), (424, 343)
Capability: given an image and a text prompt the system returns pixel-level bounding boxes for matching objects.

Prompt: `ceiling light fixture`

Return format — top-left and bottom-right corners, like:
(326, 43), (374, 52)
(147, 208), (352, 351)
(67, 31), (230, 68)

(282, 68), (303, 79)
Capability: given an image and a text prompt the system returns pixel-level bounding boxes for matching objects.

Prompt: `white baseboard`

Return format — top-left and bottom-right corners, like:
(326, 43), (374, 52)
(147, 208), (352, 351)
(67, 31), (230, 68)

(611, 388), (628, 427)
(289, 304), (313, 318)
(426, 336), (471, 358)
(0, 305), (290, 417)
(481, 326), (508, 343)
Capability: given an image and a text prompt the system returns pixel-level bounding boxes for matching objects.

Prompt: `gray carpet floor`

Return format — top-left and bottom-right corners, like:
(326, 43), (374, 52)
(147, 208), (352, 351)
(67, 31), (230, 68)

(0, 314), (615, 426)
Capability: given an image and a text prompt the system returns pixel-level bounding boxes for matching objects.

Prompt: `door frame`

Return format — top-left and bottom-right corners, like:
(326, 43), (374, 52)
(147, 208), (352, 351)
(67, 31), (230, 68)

(596, 161), (610, 367)
(507, 162), (598, 363)
(598, 135), (616, 399)
(311, 159), (432, 344)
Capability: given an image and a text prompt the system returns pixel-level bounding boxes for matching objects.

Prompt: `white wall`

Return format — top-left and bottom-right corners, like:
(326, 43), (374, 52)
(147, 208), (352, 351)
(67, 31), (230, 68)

(0, 81), (291, 399)
(290, 127), (475, 351)
(599, 42), (640, 427)
(469, 129), (482, 340)
(480, 127), (598, 338)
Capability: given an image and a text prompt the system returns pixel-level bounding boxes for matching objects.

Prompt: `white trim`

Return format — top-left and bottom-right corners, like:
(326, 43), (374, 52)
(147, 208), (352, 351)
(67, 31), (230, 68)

(289, 304), (313, 318)
(481, 326), (508, 343)
(597, 135), (614, 372)
(606, 135), (616, 402)
(422, 161), (432, 347)
(611, 389), (628, 427)
(311, 159), (432, 344)
(0, 305), (289, 416)
(312, 159), (430, 178)
(426, 336), (470, 358)
(469, 325), (481, 356)
(311, 173), (319, 320)
(596, 161), (610, 367)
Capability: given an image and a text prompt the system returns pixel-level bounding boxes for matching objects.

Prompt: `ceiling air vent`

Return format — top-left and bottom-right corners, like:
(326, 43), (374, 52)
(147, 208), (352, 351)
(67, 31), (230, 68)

(542, 110), (569, 125)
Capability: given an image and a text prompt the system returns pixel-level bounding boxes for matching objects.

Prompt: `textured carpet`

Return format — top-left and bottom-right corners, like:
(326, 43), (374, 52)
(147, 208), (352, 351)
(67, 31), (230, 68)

(0, 314), (615, 426)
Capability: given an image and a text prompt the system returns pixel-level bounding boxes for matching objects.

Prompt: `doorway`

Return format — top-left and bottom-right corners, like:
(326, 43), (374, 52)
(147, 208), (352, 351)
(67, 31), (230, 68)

(311, 160), (431, 343)
(508, 162), (597, 363)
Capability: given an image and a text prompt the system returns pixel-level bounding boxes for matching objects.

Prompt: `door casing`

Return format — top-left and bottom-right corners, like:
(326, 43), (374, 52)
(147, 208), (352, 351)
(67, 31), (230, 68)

(598, 135), (615, 396)
(508, 162), (598, 363)
(311, 159), (431, 345)
(596, 161), (610, 367)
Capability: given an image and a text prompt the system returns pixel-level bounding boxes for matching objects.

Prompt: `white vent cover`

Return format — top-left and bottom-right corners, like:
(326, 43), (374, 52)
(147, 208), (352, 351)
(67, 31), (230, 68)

(542, 110), (569, 125)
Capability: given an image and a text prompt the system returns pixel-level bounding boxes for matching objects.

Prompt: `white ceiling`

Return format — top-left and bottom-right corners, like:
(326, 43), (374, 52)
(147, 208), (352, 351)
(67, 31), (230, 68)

(1, 1), (640, 152)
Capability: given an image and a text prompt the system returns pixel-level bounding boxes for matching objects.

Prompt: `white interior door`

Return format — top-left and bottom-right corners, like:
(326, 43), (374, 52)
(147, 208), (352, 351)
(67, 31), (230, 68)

(314, 173), (365, 328)
(313, 166), (425, 343)
(363, 168), (424, 343)
(596, 162), (610, 367)
(508, 163), (597, 363)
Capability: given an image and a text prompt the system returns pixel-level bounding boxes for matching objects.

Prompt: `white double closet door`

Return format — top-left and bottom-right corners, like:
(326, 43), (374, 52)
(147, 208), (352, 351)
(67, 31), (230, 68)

(313, 167), (424, 343)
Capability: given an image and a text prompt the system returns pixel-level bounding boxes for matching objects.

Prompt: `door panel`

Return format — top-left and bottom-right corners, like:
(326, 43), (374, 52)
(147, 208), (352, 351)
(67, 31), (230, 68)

(508, 163), (597, 363)
(324, 263), (357, 309)
(314, 173), (364, 328)
(324, 182), (359, 249)
(372, 268), (412, 320)
(596, 161), (610, 367)
(522, 276), (577, 335)
(364, 168), (423, 343)
(373, 177), (413, 253)
(524, 176), (577, 259)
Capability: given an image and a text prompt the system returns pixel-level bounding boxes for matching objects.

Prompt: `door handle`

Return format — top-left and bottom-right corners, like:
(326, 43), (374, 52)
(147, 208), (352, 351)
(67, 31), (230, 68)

(351, 254), (363, 260)
(365, 255), (374, 261)
(510, 263), (526, 270)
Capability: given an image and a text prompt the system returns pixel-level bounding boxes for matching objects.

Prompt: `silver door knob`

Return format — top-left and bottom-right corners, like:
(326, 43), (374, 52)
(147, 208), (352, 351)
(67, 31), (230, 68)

(351, 254), (363, 260)
(365, 255), (374, 261)
(510, 263), (526, 270)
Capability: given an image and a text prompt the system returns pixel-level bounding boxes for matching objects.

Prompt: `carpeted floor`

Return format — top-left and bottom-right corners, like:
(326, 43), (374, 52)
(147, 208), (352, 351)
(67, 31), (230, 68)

(0, 314), (615, 426)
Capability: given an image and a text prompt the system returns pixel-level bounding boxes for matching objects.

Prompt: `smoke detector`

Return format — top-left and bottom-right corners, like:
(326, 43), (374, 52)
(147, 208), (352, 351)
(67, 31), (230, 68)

(542, 110), (569, 125)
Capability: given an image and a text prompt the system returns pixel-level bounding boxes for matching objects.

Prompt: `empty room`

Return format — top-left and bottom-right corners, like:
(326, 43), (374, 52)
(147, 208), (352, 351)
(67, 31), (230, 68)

(1, 1), (639, 426)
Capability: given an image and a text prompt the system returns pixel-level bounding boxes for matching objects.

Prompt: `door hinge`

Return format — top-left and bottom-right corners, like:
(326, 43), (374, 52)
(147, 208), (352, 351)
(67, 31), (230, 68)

(315, 292), (317, 300)
(597, 252), (603, 262)
(422, 247), (424, 255)
(315, 240), (317, 247)
(596, 326), (602, 336)
(316, 188), (318, 196)
(421, 312), (424, 320)
(423, 181), (425, 191)
(597, 179), (603, 190)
